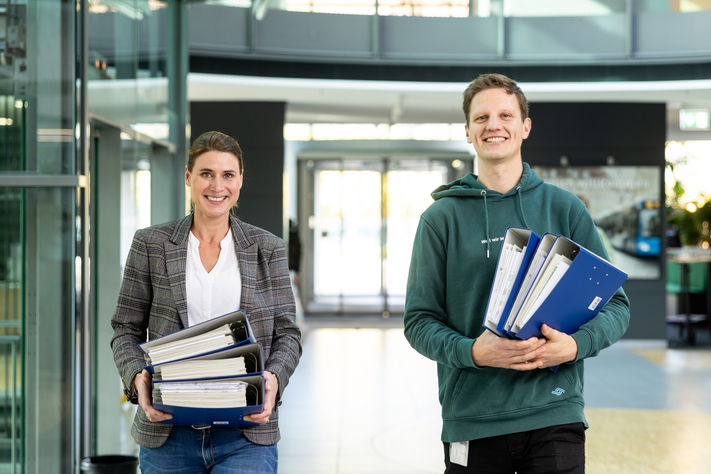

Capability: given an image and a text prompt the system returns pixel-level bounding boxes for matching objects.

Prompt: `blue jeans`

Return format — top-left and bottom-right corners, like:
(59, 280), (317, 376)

(140, 426), (278, 474)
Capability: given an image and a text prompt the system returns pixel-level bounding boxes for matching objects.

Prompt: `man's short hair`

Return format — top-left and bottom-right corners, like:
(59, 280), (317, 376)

(462, 73), (529, 123)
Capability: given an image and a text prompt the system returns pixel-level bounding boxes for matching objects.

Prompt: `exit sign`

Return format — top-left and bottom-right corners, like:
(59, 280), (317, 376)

(680, 109), (711, 131)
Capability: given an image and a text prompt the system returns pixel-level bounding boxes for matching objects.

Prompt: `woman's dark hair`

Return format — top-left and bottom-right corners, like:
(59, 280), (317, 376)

(187, 131), (244, 173)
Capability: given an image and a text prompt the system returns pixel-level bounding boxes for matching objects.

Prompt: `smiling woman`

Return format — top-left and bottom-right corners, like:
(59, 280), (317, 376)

(110, 131), (302, 474)
(186, 149), (243, 221)
(186, 132), (245, 217)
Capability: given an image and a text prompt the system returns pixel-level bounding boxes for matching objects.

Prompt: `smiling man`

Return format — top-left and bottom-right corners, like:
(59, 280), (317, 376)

(403, 74), (630, 473)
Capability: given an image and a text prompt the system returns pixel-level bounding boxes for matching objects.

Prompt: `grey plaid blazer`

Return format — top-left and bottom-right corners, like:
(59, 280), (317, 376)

(110, 213), (302, 448)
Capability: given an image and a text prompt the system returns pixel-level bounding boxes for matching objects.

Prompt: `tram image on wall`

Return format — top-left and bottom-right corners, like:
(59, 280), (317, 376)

(597, 199), (661, 258)
(532, 166), (661, 280)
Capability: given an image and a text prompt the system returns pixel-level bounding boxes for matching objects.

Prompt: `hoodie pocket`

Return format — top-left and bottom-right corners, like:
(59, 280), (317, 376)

(451, 369), (468, 402)
(448, 365), (579, 420)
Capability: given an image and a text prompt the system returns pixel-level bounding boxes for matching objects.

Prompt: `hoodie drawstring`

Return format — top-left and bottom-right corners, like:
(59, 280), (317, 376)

(481, 190), (490, 259)
(516, 185), (530, 229)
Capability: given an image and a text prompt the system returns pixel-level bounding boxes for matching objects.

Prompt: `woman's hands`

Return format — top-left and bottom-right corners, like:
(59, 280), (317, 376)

(137, 368), (282, 425)
(244, 370), (278, 425)
(135, 369), (172, 422)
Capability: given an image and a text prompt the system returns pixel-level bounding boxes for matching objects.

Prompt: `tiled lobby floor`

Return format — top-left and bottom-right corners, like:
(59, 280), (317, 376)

(277, 317), (711, 474)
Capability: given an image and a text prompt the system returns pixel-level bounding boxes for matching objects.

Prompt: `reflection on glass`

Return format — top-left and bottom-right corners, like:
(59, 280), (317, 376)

(1, 1), (75, 174)
(209, 0), (488, 16)
(88, 1), (173, 142)
(0, 97), (25, 172)
(377, 0), (469, 17)
(25, 187), (75, 473)
(636, 0), (711, 12)
(283, 0), (471, 16)
(1, 0), (79, 471)
(504, 0), (625, 17)
(286, 0), (377, 15)
(0, 187), (76, 474)
(120, 139), (152, 267)
(0, 188), (22, 473)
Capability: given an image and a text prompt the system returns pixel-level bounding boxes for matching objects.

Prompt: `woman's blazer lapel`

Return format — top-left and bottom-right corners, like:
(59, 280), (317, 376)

(230, 214), (255, 316)
(165, 214), (192, 329)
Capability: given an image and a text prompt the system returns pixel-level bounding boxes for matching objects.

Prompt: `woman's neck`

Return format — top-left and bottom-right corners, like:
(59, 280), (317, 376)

(191, 213), (230, 244)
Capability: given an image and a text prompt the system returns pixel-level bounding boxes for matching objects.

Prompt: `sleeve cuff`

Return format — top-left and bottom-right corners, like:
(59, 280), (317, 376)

(264, 362), (286, 403)
(455, 337), (480, 369)
(571, 329), (593, 362)
(123, 368), (142, 404)
(123, 360), (146, 405)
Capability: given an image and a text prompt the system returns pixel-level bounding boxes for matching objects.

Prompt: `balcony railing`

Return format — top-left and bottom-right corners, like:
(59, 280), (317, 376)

(87, 1), (711, 65)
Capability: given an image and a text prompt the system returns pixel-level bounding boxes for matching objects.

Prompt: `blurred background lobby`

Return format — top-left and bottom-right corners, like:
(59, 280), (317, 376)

(1, 0), (711, 473)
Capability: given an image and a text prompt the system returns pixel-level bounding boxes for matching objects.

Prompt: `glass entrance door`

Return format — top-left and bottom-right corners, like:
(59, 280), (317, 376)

(306, 158), (454, 314)
(313, 161), (384, 310)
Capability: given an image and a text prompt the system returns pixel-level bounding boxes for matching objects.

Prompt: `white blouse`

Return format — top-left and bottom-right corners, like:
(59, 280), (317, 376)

(186, 229), (242, 327)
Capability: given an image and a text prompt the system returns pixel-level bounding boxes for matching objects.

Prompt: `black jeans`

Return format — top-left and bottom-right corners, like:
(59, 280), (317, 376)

(443, 422), (586, 474)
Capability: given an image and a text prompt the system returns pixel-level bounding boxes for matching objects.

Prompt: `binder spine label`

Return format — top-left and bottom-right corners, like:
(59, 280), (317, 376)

(588, 296), (602, 311)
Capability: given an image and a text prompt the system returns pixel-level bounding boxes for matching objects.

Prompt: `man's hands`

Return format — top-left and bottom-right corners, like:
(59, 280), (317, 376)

(472, 329), (546, 370)
(135, 369), (172, 422)
(537, 324), (578, 367)
(471, 324), (578, 370)
(244, 370), (278, 425)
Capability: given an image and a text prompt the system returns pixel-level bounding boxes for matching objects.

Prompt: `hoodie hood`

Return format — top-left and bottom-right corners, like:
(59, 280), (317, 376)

(430, 162), (545, 258)
(431, 162), (544, 201)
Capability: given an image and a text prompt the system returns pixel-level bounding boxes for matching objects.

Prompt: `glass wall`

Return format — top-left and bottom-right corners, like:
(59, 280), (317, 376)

(119, 137), (152, 265)
(208, 0), (711, 18)
(0, 187), (23, 473)
(1, 1), (76, 175)
(0, 0), (79, 473)
(281, 0), (470, 16)
(0, 1), (186, 472)
(23, 187), (77, 474)
(86, 0), (187, 461)
(637, 0), (711, 12)
(87, 0), (179, 143)
(0, 186), (78, 474)
(504, 0), (626, 17)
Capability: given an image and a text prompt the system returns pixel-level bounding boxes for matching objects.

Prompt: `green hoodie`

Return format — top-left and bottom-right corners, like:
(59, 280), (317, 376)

(404, 162), (630, 443)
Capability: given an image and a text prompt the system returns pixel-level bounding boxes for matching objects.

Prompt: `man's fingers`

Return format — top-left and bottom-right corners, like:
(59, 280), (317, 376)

(511, 359), (543, 371)
(540, 324), (561, 340)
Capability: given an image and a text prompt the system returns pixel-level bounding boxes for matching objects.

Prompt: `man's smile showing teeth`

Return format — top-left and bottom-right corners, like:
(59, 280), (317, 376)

(484, 137), (506, 143)
(207, 196), (227, 202)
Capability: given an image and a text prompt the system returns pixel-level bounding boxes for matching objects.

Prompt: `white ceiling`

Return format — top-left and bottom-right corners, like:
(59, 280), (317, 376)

(88, 73), (711, 140)
(188, 73), (711, 139)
